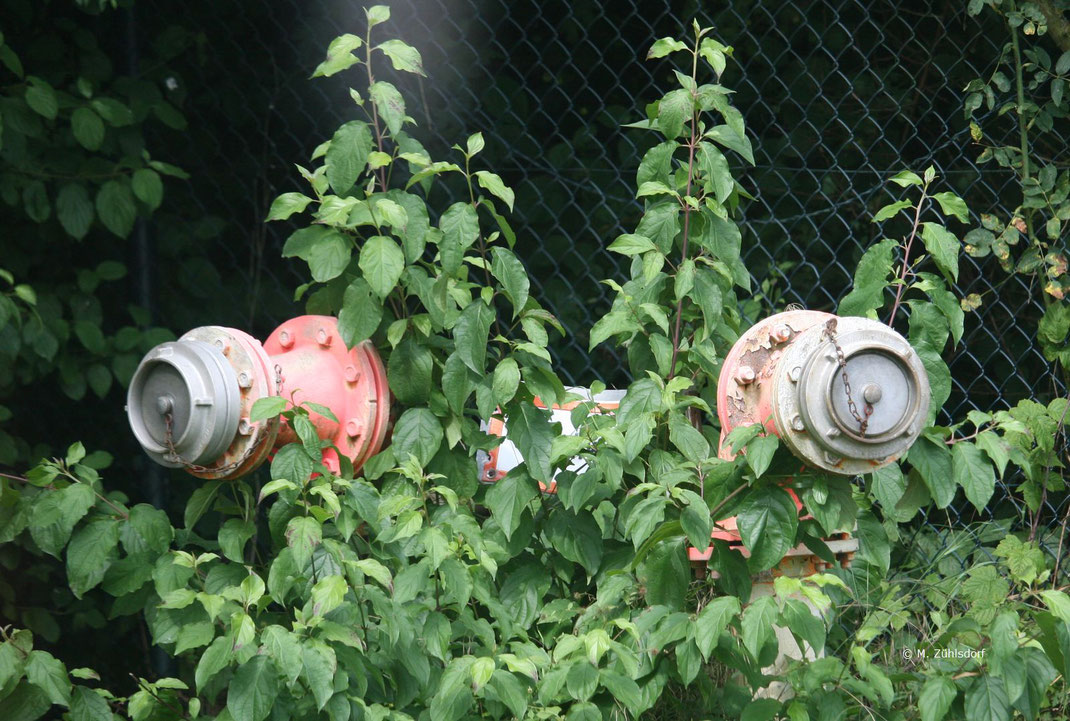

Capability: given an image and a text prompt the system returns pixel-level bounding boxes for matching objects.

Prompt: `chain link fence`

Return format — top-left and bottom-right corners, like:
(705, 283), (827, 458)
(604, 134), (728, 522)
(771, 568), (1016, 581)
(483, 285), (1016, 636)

(135, 0), (1068, 560)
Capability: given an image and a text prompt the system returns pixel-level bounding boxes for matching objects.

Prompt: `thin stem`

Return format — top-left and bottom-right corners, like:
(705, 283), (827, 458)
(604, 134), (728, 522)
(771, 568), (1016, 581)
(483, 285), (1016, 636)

(886, 184), (929, 326)
(365, 27), (388, 193)
(1, 469), (130, 520)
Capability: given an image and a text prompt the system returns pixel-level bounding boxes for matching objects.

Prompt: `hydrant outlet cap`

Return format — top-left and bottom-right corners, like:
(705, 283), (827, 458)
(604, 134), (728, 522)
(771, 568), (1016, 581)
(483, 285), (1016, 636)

(127, 339), (241, 468)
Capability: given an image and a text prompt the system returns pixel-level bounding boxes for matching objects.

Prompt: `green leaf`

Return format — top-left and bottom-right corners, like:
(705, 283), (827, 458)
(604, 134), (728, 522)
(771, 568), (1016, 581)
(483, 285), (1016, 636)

(132, 168), (163, 211)
(439, 202), (479, 275)
(250, 396), (287, 421)
(466, 132), (485, 156)
(889, 170), (923, 187)
(366, 5), (390, 26)
(313, 34), (362, 77)
(745, 434), (778, 478)
(931, 191), (969, 223)
(55, 184), (94, 240)
(387, 338), (432, 405)
(67, 519), (120, 598)
(856, 511), (890, 572)
(920, 223), (960, 283)
(26, 651), (70, 706)
(376, 39), (425, 75)
(285, 516), (321, 569)
(908, 436), (955, 508)
(95, 180), (136, 238)
(454, 300), (494, 374)
(359, 235), (405, 298)
(741, 595), (778, 658)
(637, 140), (677, 187)
(227, 655), (279, 721)
(736, 487), (798, 571)
(637, 201), (680, 253)
(647, 37), (688, 58)
(872, 199), (913, 223)
(29, 482), (95, 557)
(508, 403), (555, 484)
(952, 442), (995, 512)
(607, 233), (657, 256)
(695, 596), (740, 659)
(964, 676), (1010, 721)
(301, 643), (336, 710)
(338, 278), (382, 347)
(474, 170), (515, 212)
(90, 98), (133, 126)
(195, 636), (232, 692)
(566, 662), (598, 702)
(696, 142), (733, 203)
(70, 686), (111, 721)
(658, 88), (692, 139)
(1039, 590), (1070, 624)
(705, 124), (754, 164)
(307, 229), (351, 282)
(485, 467), (539, 540)
(71, 107), (104, 150)
(838, 238), (896, 316)
(919, 677), (957, 721)
(266, 192), (313, 221)
(25, 77), (57, 119)
(325, 120), (373, 194)
(492, 358), (521, 406)
(184, 481), (221, 530)
(271, 443), (314, 483)
(741, 699), (782, 721)
(490, 248), (529, 318)
(391, 408), (442, 467)
(668, 412), (709, 462)
(369, 81), (405, 135)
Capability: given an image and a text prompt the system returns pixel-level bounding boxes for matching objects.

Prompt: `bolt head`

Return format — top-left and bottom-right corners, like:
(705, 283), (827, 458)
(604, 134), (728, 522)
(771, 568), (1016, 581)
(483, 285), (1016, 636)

(771, 324), (792, 343)
(345, 419), (362, 438)
(344, 364), (360, 383)
(862, 383), (883, 404)
(824, 451), (842, 465)
(237, 371), (252, 389)
(788, 366), (802, 383)
(279, 330), (294, 349)
(485, 469), (497, 480)
(317, 328), (332, 347)
(155, 395), (174, 414)
(735, 366), (756, 385)
(790, 415), (806, 432)
(826, 427), (842, 439)
(238, 418), (253, 435)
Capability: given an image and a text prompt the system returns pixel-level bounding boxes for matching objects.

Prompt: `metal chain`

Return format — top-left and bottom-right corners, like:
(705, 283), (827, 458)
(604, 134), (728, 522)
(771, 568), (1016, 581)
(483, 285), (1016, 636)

(823, 319), (873, 437)
(162, 364), (283, 474)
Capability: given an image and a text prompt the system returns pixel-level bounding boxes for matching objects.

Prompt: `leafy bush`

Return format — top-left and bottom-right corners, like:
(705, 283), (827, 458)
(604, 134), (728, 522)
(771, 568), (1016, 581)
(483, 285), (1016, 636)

(1, 6), (1069, 721)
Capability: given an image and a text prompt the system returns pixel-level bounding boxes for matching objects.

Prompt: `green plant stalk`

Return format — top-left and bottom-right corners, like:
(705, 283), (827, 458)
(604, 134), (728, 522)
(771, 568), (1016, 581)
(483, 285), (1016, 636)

(886, 183), (929, 326)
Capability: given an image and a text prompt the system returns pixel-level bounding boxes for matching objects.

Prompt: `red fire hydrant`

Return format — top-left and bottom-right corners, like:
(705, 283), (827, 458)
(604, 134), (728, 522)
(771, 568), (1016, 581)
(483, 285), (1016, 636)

(127, 316), (390, 479)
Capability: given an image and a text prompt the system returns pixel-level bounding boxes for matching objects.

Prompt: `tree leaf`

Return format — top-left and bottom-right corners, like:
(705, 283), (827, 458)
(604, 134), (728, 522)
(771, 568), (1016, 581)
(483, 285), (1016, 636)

(741, 595), (778, 658)
(838, 238), (896, 317)
(376, 39), (425, 75)
(668, 412), (709, 462)
(695, 596), (740, 659)
(453, 300), (493, 374)
(485, 466), (539, 540)
(338, 277), (382, 347)
(387, 337), (432, 405)
(266, 192), (313, 221)
(56, 184), (94, 240)
(657, 88), (691, 139)
(872, 200), (912, 223)
(474, 170), (515, 212)
(284, 516), (321, 569)
(507, 403), (555, 484)
(132, 169), (163, 211)
(369, 81), (405, 135)
(71, 107), (104, 150)
(439, 202), (479, 275)
(67, 519), (120, 598)
(227, 655), (279, 721)
(70, 686), (112, 721)
(492, 357), (521, 406)
(964, 676), (1010, 721)
(952, 441), (995, 512)
(705, 124), (754, 164)
(325, 121), (373, 194)
(920, 676), (957, 721)
(307, 229), (351, 282)
(25, 77), (57, 119)
(920, 223), (960, 283)
(490, 248), (529, 318)
(736, 487), (798, 571)
(25, 651), (70, 706)
(391, 408), (443, 467)
(359, 235), (405, 298)
(931, 191), (969, 223)
(95, 180), (136, 238)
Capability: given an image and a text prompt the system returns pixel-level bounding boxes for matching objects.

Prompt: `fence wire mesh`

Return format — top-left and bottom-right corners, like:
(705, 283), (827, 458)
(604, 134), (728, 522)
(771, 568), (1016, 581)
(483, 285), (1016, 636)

(135, 0), (1068, 561)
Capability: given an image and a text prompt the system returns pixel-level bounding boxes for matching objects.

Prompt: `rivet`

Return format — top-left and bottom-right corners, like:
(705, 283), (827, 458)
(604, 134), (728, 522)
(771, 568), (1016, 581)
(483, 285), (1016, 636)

(237, 371), (251, 389)
(824, 451), (842, 465)
(735, 366), (756, 385)
(317, 328), (332, 348)
(344, 364), (360, 383)
(486, 469), (497, 480)
(826, 428), (842, 439)
(788, 366), (802, 383)
(790, 415), (806, 432)
(279, 330), (294, 349)
(238, 418), (253, 435)
(346, 419), (362, 438)
(771, 324), (792, 343)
